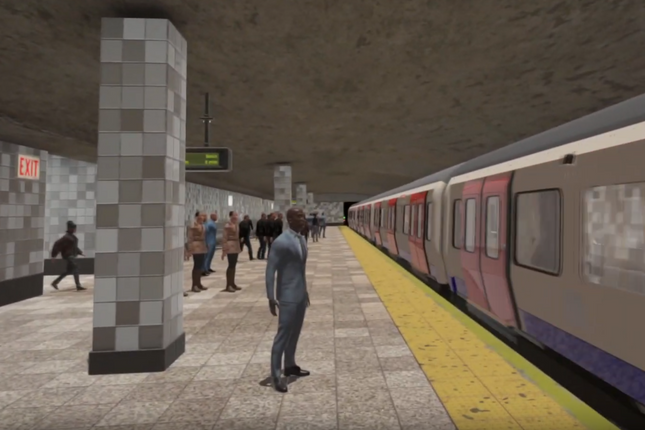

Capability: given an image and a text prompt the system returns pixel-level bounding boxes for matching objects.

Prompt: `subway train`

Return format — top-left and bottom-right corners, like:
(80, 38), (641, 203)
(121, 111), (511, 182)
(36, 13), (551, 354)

(348, 95), (645, 412)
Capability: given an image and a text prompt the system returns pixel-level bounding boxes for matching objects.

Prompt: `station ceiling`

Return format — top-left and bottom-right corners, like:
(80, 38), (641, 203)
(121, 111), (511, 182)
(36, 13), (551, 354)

(1, 1), (644, 200)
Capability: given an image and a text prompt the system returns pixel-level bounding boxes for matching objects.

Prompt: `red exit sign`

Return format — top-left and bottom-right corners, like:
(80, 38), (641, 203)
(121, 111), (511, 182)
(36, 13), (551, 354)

(17, 155), (40, 180)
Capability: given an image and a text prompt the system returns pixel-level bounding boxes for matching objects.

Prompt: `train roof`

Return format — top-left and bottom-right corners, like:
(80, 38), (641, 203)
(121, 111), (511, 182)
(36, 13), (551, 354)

(354, 163), (463, 206)
(352, 93), (645, 209)
(451, 94), (645, 177)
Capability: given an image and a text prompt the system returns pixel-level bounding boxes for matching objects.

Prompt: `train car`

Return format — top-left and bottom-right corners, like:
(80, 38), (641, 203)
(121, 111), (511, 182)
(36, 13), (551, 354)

(348, 94), (645, 411)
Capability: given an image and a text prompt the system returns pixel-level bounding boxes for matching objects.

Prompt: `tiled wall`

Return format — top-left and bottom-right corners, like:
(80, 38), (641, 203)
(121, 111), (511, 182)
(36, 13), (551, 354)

(185, 182), (273, 236)
(0, 142), (47, 283)
(308, 202), (344, 223)
(44, 155), (97, 258)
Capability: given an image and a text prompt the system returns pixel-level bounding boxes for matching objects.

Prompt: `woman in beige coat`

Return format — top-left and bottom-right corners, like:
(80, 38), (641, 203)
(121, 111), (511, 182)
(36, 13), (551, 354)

(221, 211), (242, 293)
(187, 211), (209, 294)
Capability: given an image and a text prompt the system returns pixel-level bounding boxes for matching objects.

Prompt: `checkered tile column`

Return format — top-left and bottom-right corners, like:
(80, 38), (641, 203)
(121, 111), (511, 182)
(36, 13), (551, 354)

(274, 164), (292, 215)
(295, 183), (307, 208)
(89, 18), (187, 375)
(307, 192), (314, 214)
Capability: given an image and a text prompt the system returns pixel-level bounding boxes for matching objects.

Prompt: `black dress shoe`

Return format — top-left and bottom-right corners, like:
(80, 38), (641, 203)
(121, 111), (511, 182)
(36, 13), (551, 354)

(284, 366), (310, 377)
(272, 377), (288, 393)
(208, 269), (215, 273)
(201, 272), (209, 277)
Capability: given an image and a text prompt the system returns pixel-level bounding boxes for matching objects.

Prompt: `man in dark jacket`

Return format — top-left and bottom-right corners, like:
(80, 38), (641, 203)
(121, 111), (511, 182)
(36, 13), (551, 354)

(266, 213), (276, 256)
(239, 215), (254, 261)
(256, 213), (269, 259)
(50, 221), (86, 291)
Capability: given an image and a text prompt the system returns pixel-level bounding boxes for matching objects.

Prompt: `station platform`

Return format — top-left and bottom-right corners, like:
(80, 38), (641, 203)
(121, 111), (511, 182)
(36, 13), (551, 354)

(0, 227), (615, 429)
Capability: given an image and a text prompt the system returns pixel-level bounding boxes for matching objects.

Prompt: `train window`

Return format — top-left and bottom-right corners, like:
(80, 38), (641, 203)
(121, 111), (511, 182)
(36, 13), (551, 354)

(515, 189), (561, 275)
(411, 205), (416, 236)
(426, 203), (433, 241)
(465, 199), (477, 253)
(452, 200), (462, 249)
(403, 205), (411, 235)
(485, 196), (500, 259)
(583, 183), (645, 295)
(417, 204), (423, 238)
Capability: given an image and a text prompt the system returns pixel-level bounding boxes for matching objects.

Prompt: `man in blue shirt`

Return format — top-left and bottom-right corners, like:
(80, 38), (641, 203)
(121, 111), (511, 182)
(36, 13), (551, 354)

(204, 212), (218, 273)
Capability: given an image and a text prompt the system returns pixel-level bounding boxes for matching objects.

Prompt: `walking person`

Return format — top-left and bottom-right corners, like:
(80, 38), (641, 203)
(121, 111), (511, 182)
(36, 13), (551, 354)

(187, 211), (208, 294)
(50, 221), (86, 291)
(311, 213), (320, 242)
(266, 207), (311, 392)
(204, 212), (218, 273)
(320, 212), (326, 238)
(256, 213), (268, 259)
(222, 211), (242, 293)
(239, 215), (254, 261)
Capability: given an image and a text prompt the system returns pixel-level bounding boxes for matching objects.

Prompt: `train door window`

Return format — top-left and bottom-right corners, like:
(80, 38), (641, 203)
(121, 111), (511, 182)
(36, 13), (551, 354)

(410, 205), (416, 237)
(403, 205), (411, 235)
(417, 204), (423, 238)
(464, 199), (477, 252)
(485, 196), (500, 259)
(426, 202), (433, 241)
(583, 183), (645, 295)
(515, 189), (561, 275)
(452, 200), (462, 248)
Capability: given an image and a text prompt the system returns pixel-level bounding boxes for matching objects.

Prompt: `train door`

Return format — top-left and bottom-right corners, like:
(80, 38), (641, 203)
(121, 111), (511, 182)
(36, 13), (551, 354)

(409, 192), (430, 273)
(460, 179), (491, 312)
(380, 202), (389, 249)
(374, 203), (382, 246)
(480, 173), (518, 327)
(365, 206), (372, 239)
(396, 195), (412, 262)
(386, 198), (399, 255)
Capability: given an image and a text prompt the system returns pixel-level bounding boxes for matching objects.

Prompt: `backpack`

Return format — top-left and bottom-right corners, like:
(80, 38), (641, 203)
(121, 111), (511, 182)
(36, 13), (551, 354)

(51, 237), (65, 258)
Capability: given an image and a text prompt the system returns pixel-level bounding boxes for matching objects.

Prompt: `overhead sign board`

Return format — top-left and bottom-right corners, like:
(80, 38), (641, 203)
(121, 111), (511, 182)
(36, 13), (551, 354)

(185, 147), (232, 172)
(17, 154), (40, 180)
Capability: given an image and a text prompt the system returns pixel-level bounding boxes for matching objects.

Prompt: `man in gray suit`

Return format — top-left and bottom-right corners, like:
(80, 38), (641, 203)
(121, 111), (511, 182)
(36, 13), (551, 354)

(266, 207), (311, 392)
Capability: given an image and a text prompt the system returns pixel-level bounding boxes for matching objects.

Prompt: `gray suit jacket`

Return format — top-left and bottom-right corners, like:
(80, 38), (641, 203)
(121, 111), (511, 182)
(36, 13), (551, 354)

(265, 229), (308, 304)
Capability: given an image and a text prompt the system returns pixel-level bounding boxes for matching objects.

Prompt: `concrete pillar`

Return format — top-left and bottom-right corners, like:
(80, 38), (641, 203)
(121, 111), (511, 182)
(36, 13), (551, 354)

(90, 18), (188, 375)
(0, 143), (47, 307)
(273, 164), (292, 215)
(295, 183), (307, 208)
(307, 192), (314, 205)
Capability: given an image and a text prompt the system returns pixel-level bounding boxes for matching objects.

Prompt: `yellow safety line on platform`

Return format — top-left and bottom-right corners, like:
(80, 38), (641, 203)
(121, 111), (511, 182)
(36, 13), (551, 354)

(340, 227), (616, 430)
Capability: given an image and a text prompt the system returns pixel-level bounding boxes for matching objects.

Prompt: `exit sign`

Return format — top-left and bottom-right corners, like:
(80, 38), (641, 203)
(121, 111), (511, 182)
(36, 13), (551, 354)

(17, 155), (40, 180)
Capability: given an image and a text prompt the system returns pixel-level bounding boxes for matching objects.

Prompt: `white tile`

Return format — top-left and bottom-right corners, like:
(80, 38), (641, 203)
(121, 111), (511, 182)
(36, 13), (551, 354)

(144, 64), (167, 86)
(123, 18), (146, 39)
(117, 252), (140, 277)
(115, 326), (139, 351)
(143, 110), (166, 132)
(118, 204), (142, 227)
(116, 277), (140, 301)
(121, 86), (144, 109)
(120, 133), (143, 156)
(140, 301), (163, 325)
(142, 180), (165, 202)
(94, 302), (116, 327)
(96, 181), (119, 204)
(144, 86), (167, 109)
(100, 40), (122, 62)
(145, 41), (168, 63)
(167, 43), (175, 68)
(141, 228), (164, 252)
(94, 277), (117, 302)
(145, 19), (168, 40)
(96, 228), (118, 253)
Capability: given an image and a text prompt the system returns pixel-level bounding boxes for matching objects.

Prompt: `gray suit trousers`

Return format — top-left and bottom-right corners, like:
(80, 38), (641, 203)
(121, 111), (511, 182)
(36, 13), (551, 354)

(271, 299), (307, 379)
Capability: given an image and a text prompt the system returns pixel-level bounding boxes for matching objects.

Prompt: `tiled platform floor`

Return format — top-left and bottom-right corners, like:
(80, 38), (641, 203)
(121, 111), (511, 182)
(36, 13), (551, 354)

(0, 227), (454, 430)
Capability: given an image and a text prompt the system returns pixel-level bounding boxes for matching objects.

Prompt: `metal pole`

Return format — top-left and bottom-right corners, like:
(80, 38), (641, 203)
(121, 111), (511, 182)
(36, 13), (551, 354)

(201, 92), (213, 147)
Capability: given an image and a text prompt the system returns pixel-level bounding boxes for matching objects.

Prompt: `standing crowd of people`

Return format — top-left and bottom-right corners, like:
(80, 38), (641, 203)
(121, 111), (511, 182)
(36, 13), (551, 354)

(183, 210), (326, 296)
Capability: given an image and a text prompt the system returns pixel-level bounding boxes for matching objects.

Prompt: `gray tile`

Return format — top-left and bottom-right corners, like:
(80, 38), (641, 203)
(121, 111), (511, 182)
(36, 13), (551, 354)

(101, 64), (122, 85)
(119, 180), (143, 203)
(101, 17), (124, 39)
(118, 228), (142, 252)
(121, 109), (145, 132)
(122, 40), (146, 62)
(123, 63), (146, 85)
(93, 327), (116, 351)
(139, 325), (164, 349)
